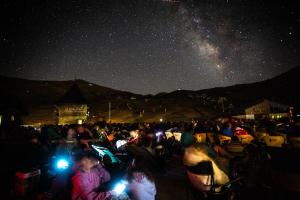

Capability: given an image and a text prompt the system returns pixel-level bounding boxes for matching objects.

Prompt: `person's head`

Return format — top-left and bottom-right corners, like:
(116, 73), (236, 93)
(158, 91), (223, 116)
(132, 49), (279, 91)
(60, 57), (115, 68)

(67, 128), (76, 140)
(129, 130), (139, 138)
(77, 125), (85, 134)
(78, 152), (99, 172)
(143, 129), (156, 147)
(184, 123), (194, 132)
(31, 136), (39, 144)
(129, 156), (154, 182)
(225, 122), (232, 128)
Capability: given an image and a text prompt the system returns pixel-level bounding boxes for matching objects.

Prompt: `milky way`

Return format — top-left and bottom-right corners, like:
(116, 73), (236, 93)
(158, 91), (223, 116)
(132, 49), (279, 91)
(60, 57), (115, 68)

(0, 0), (299, 94)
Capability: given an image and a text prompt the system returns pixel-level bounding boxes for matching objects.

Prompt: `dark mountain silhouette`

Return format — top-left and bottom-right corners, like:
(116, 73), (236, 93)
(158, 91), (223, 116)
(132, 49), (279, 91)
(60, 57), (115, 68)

(0, 66), (299, 123)
(196, 65), (300, 108)
(0, 76), (140, 105)
(57, 82), (88, 105)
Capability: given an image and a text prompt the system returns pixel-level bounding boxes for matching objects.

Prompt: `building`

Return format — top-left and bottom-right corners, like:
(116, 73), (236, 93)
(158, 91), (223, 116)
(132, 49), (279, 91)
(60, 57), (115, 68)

(244, 99), (290, 119)
(0, 97), (27, 127)
(56, 82), (88, 125)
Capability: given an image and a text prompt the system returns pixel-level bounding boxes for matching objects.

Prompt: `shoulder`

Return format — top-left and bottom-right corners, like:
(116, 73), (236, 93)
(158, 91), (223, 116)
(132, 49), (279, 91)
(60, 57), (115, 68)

(72, 171), (85, 183)
(94, 164), (108, 173)
(94, 165), (111, 180)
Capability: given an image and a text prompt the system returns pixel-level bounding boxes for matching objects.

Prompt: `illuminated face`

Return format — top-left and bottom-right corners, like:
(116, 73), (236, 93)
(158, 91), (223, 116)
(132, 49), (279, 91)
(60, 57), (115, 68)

(130, 130), (138, 138)
(67, 128), (76, 139)
(80, 158), (96, 171)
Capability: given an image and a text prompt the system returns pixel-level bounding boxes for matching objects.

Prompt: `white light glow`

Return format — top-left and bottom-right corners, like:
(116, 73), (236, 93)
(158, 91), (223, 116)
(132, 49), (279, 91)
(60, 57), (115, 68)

(57, 159), (69, 169)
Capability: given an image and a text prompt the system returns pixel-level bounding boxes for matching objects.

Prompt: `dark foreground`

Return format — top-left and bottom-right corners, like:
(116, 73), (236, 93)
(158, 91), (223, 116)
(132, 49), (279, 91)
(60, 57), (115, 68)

(1, 143), (300, 200)
(155, 149), (300, 200)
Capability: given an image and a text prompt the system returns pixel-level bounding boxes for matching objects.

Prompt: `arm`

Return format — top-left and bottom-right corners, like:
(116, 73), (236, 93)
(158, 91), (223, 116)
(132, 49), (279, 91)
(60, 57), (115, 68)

(72, 173), (90, 200)
(96, 164), (111, 183)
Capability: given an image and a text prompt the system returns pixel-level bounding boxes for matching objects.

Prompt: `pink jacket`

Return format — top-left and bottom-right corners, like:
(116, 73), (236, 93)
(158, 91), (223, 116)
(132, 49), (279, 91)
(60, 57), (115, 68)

(72, 165), (111, 200)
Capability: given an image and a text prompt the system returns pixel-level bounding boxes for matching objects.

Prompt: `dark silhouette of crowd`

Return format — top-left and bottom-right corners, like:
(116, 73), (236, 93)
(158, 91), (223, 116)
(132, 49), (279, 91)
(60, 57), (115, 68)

(0, 116), (300, 200)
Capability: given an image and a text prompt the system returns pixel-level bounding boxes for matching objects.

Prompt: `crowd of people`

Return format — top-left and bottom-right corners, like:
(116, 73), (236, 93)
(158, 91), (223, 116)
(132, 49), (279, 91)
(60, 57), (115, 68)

(1, 116), (300, 200)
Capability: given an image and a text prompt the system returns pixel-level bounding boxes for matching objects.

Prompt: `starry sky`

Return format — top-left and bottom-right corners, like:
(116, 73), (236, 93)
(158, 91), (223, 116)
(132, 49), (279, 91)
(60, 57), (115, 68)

(0, 0), (299, 94)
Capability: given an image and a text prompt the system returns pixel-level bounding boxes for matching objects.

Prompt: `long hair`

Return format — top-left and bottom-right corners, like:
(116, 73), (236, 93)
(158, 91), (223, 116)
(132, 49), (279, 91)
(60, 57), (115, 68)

(128, 157), (155, 183)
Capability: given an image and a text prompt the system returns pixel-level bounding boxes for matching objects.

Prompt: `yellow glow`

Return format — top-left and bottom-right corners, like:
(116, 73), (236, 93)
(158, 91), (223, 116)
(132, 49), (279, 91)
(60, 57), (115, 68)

(58, 104), (88, 125)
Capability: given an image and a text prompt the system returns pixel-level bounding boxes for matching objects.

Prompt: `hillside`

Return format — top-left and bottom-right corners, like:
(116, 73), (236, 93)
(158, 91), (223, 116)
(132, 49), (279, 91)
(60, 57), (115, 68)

(0, 76), (140, 105)
(156, 66), (300, 112)
(0, 66), (299, 123)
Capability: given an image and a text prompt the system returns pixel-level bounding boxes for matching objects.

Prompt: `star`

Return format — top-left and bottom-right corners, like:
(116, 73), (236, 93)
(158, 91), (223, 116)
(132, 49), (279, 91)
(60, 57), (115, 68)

(0, 0), (299, 94)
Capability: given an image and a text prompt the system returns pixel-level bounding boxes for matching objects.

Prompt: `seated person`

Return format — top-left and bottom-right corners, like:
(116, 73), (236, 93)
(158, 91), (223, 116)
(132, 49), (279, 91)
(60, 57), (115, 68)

(77, 126), (94, 150)
(56, 128), (81, 157)
(181, 124), (194, 148)
(221, 123), (234, 137)
(72, 152), (111, 200)
(128, 157), (156, 200)
(77, 125), (94, 140)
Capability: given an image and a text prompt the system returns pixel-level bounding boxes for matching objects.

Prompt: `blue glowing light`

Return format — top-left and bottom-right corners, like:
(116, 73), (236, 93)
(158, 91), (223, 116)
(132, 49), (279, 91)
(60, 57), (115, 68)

(56, 159), (69, 170)
(113, 180), (128, 195)
(156, 131), (163, 137)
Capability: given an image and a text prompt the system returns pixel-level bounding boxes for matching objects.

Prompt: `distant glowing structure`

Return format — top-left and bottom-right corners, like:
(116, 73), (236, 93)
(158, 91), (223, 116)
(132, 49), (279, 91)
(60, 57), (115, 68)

(56, 82), (88, 125)
(244, 99), (290, 120)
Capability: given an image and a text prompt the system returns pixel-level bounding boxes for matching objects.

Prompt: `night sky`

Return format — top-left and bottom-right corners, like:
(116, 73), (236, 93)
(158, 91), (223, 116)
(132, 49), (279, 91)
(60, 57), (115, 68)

(1, 0), (299, 94)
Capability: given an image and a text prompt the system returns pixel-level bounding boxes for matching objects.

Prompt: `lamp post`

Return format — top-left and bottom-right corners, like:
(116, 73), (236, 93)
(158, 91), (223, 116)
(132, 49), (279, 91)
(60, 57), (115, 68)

(289, 106), (294, 123)
(108, 101), (111, 123)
